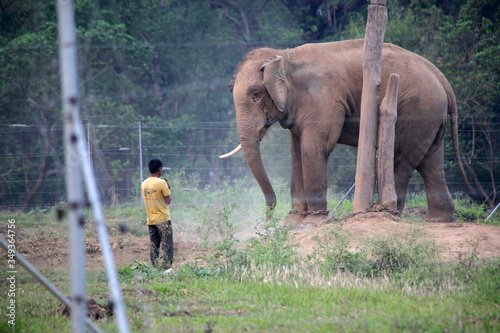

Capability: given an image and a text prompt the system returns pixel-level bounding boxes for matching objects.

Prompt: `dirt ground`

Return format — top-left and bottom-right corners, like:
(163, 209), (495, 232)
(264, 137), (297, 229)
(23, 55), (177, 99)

(293, 211), (500, 261)
(3, 211), (500, 272)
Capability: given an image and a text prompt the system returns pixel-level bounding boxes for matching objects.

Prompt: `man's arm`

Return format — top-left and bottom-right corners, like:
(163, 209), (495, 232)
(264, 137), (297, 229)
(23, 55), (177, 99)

(164, 195), (171, 205)
(164, 178), (172, 205)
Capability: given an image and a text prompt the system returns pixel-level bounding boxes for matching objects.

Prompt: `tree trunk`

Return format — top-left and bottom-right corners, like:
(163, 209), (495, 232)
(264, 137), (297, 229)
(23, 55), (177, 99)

(322, 0), (333, 35)
(353, 0), (387, 213)
(377, 73), (399, 211)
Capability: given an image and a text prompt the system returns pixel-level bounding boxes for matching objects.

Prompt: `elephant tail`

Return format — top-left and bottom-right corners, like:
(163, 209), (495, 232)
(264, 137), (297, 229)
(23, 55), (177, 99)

(446, 78), (474, 195)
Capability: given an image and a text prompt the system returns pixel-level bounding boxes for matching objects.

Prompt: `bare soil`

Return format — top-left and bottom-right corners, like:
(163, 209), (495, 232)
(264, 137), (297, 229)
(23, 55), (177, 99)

(293, 211), (500, 261)
(2, 212), (499, 272)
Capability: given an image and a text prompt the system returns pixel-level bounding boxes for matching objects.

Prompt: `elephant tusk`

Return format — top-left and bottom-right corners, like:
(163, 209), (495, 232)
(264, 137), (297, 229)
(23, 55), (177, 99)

(219, 144), (242, 159)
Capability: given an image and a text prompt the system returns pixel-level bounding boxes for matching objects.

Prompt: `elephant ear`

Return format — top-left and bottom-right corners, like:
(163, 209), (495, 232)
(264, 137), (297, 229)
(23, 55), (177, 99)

(260, 56), (287, 112)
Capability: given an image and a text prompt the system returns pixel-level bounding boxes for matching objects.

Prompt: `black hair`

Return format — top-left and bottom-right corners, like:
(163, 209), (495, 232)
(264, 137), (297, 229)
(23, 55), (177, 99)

(148, 158), (163, 174)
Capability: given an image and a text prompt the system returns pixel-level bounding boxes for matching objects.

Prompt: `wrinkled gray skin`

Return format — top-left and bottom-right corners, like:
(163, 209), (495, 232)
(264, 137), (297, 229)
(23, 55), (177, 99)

(230, 39), (464, 225)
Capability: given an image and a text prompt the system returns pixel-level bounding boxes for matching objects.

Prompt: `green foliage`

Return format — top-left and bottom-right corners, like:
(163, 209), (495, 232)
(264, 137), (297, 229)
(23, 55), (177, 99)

(367, 228), (439, 274)
(312, 223), (440, 277)
(404, 191), (428, 207)
(454, 195), (488, 222)
(312, 225), (370, 275)
(434, 1), (500, 204)
(245, 214), (300, 267)
(197, 202), (300, 269)
(470, 258), (500, 304)
(117, 260), (158, 280)
(329, 190), (355, 219)
(212, 201), (241, 265)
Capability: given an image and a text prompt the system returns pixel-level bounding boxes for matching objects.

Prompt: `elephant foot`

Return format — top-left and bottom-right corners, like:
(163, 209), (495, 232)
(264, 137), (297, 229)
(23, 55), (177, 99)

(291, 210), (330, 231)
(424, 211), (455, 223)
(425, 200), (455, 222)
(279, 210), (306, 228)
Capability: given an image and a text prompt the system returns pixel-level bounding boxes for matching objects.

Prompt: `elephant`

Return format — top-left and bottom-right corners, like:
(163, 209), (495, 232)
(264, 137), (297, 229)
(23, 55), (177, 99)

(223, 39), (469, 225)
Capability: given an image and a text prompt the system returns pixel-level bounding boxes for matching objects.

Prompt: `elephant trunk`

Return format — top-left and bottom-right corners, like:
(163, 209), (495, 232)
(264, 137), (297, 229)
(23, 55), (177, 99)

(238, 123), (276, 209)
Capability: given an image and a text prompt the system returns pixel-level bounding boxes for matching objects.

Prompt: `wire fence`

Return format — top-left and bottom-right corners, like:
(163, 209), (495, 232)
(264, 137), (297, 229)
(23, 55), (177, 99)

(0, 120), (498, 210)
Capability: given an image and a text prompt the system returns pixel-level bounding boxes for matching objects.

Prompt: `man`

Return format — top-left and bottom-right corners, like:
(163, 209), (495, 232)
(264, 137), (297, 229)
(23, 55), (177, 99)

(141, 158), (173, 269)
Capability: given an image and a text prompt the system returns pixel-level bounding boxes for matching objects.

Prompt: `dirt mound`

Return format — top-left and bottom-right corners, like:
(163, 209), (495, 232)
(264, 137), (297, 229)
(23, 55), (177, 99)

(292, 211), (500, 260)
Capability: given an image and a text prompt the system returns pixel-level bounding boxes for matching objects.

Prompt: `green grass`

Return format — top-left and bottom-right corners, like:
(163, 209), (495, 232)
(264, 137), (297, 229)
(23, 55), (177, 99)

(134, 265), (498, 332)
(2, 260), (497, 332)
(0, 178), (499, 332)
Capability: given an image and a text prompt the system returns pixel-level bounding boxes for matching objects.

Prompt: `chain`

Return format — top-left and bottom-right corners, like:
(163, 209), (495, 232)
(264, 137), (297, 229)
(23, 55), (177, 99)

(306, 210), (330, 216)
(289, 209), (307, 216)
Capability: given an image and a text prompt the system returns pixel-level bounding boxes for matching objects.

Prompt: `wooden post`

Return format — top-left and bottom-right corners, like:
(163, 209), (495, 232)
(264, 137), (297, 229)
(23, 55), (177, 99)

(377, 73), (399, 211)
(353, 0), (388, 213)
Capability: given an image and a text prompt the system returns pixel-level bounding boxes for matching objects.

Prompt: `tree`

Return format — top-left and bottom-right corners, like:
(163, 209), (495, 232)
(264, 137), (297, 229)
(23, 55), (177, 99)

(0, 3), (64, 209)
(435, 0), (500, 207)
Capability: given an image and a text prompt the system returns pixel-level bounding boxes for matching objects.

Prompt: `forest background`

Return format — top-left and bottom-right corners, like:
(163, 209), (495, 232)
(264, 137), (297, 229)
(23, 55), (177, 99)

(0, 0), (498, 211)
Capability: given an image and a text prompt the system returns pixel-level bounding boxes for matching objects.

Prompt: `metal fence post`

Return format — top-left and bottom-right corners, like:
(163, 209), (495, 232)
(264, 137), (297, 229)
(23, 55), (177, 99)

(56, 0), (86, 331)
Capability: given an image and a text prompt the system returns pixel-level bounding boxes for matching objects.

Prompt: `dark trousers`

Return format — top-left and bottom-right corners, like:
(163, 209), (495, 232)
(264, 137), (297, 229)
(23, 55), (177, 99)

(148, 220), (173, 269)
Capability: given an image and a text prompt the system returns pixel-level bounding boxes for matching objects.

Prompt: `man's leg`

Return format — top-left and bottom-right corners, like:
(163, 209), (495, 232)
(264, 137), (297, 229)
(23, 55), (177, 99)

(157, 220), (173, 268)
(148, 225), (161, 268)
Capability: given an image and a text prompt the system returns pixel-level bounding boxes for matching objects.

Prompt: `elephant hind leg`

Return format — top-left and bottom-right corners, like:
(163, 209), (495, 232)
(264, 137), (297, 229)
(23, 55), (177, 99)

(394, 160), (414, 214)
(416, 145), (455, 222)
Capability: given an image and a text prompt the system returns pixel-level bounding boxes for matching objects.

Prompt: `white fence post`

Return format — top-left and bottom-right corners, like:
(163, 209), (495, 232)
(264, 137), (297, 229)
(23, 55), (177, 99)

(57, 1), (130, 332)
(56, 0), (86, 331)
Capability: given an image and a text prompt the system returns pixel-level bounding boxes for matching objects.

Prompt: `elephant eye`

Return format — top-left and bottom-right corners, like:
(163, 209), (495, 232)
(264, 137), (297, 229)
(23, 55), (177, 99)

(252, 90), (261, 102)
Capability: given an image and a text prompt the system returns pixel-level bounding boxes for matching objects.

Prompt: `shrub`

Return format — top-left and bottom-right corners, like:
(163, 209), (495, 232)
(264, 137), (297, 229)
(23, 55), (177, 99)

(245, 213), (300, 267)
(312, 224), (371, 275)
(367, 228), (439, 274)
(454, 195), (488, 222)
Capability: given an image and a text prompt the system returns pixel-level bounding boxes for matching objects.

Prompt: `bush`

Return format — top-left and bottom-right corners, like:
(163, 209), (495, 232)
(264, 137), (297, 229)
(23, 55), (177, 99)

(312, 224), (371, 276)
(454, 195), (488, 222)
(312, 224), (440, 277)
(245, 213), (300, 267)
(367, 228), (439, 274)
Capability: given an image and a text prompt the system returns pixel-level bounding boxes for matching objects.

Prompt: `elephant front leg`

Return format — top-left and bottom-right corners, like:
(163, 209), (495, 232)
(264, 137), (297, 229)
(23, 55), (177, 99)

(284, 133), (307, 225)
(300, 144), (330, 227)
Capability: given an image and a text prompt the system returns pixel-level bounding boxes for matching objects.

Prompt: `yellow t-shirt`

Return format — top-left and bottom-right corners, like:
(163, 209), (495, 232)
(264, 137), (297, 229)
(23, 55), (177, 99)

(141, 177), (171, 225)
